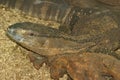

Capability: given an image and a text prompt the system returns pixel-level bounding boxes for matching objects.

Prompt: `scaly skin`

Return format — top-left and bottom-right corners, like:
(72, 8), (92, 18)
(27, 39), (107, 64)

(97, 0), (120, 6)
(1, 0), (120, 80)
(49, 53), (120, 80)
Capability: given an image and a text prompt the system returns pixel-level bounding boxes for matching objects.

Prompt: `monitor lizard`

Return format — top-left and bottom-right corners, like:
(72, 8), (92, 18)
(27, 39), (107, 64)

(1, 0), (120, 80)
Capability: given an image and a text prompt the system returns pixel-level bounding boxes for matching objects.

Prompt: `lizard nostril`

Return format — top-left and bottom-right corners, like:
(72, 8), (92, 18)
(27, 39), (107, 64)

(7, 27), (15, 34)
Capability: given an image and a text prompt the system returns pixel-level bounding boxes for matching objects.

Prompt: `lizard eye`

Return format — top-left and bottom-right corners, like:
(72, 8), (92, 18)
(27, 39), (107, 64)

(26, 30), (38, 37)
(29, 33), (34, 36)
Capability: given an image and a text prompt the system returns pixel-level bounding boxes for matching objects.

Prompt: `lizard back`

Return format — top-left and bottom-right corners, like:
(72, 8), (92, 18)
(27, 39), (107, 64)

(0, 0), (75, 25)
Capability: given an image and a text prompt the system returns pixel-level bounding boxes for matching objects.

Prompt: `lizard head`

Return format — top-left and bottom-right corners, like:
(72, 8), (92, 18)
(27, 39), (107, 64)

(6, 22), (80, 56)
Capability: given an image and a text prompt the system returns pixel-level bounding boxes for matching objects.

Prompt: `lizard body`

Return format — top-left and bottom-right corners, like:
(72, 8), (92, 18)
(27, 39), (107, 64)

(1, 0), (120, 80)
(6, 5), (120, 57)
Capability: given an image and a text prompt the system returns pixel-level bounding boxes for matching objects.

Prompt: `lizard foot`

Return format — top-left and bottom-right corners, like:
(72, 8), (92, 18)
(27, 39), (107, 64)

(28, 52), (48, 70)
